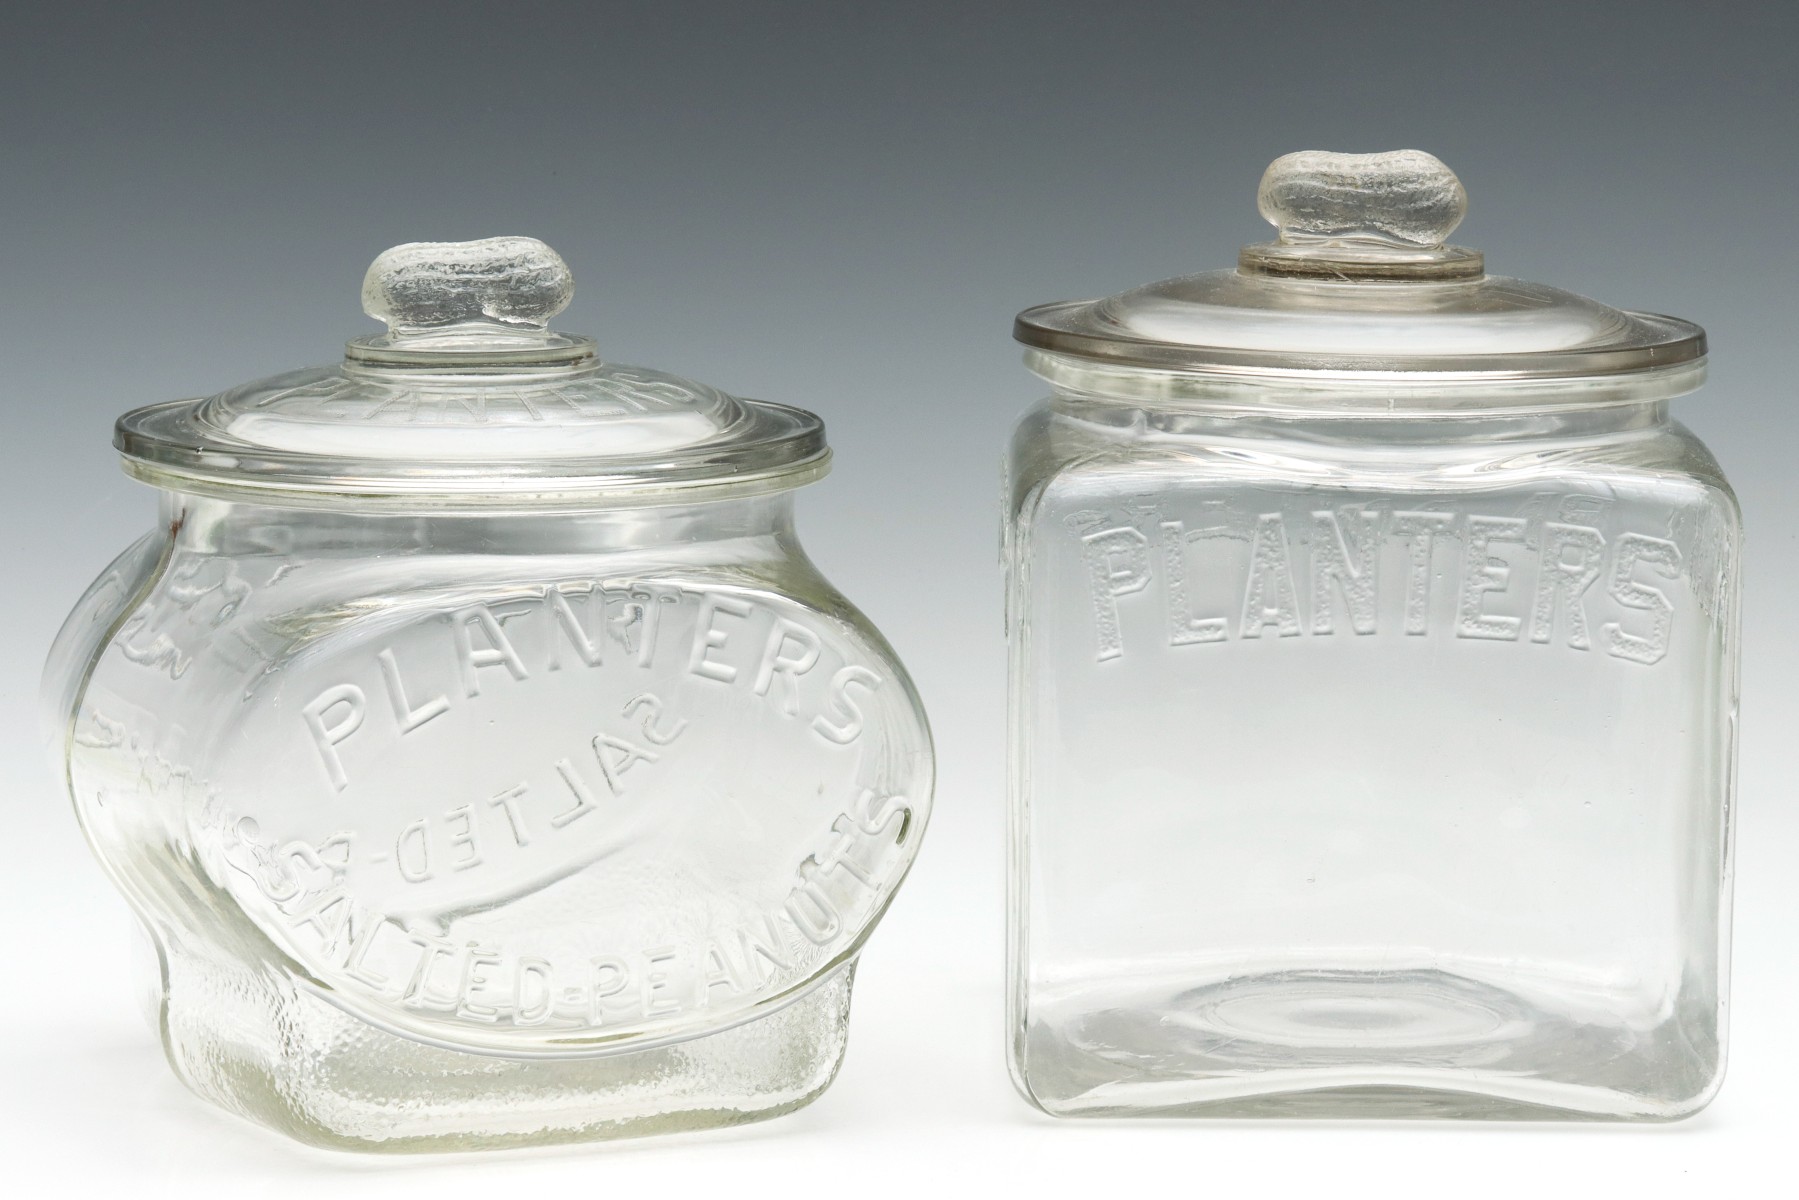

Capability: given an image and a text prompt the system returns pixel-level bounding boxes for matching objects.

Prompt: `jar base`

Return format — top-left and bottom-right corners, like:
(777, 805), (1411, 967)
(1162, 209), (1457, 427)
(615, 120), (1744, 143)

(156, 938), (855, 1152)
(1015, 965), (1719, 1121)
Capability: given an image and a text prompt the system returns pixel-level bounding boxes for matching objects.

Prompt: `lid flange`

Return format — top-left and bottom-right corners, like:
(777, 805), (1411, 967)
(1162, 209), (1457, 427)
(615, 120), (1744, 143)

(1015, 302), (1706, 381)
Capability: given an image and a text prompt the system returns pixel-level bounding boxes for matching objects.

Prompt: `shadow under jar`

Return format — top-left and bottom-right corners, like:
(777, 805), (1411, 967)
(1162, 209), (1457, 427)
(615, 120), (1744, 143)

(44, 237), (933, 1151)
(1004, 151), (1738, 1121)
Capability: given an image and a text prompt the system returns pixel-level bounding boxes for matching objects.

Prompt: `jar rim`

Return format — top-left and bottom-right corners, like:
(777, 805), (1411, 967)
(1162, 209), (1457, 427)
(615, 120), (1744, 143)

(115, 395), (831, 510)
(1022, 346), (1707, 416)
(1016, 302), (1706, 385)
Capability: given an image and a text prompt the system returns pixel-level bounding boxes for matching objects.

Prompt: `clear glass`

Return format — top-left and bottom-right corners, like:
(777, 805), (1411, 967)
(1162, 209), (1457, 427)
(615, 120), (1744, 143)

(114, 237), (831, 504)
(45, 489), (933, 1150)
(1005, 372), (1739, 1121)
(1015, 150), (1705, 379)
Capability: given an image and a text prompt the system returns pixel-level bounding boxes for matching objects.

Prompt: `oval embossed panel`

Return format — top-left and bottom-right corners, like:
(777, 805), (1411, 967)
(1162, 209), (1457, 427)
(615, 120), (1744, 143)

(205, 578), (929, 1055)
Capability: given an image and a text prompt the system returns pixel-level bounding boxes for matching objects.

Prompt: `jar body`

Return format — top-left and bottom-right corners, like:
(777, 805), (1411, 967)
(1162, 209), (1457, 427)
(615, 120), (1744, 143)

(1005, 387), (1738, 1120)
(46, 491), (932, 1151)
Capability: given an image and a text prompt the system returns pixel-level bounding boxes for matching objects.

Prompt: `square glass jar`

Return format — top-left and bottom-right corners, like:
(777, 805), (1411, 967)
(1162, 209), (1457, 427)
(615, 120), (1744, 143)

(1004, 152), (1739, 1121)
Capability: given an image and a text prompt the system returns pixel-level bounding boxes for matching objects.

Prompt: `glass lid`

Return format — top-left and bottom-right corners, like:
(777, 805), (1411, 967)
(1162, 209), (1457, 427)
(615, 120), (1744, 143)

(1015, 150), (1705, 383)
(116, 237), (829, 507)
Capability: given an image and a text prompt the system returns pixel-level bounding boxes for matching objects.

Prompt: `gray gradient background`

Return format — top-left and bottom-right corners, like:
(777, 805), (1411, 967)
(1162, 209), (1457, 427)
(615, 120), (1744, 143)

(1, 2), (1794, 1192)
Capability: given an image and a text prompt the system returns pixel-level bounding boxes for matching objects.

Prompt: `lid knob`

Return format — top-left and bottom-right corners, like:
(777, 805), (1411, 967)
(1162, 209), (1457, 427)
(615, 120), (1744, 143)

(348, 236), (594, 365)
(1241, 150), (1482, 281)
(362, 236), (574, 333)
(1259, 150), (1466, 248)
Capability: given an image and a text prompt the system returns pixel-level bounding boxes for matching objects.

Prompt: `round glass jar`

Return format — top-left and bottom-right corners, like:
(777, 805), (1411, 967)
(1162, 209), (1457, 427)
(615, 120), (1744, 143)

(1005, 152), (1738, 1120)
(43, 238), (934, 1151)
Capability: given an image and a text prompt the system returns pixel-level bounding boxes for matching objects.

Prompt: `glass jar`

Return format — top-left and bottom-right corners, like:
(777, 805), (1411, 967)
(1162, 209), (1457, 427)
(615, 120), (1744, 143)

(43, 237), (934, 1151)
(1004, 152), (1738, 1120)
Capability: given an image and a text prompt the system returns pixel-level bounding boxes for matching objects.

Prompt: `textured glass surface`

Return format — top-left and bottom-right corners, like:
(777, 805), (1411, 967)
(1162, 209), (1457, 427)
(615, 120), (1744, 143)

(1004, 151), (1739, 1122)
(1256, 149), (1468, 249)
(44, 239), (934, 1151)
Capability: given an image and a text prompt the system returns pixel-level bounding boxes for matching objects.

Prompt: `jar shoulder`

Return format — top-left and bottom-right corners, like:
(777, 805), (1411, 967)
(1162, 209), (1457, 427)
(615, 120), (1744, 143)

(67, 513), (908, 686)
(1007, 399), (1739, 533)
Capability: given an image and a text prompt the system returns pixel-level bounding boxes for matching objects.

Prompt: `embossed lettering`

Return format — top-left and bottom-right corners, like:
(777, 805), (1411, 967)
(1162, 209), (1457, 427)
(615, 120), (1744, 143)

(785, 873), (842, 945)
(453, 602), (531, 697)
(1531, 523), (1605, 649)
(1072, 500), (1685, 664)
(289, 887), (351, 945)
(688, 593), (753, 682)
(302, 684), (366, 791)
(224, 779), (914, 1032)
(1458, 516), (1527, 640)
(1310, 507), (1381, 636)
(1083, 526), (1151, 660)
(549, 757), (602, 828)
(513, 958), (554, 1025)
(342, 907), (391, 989)
(241, 833), (312, 905)
(592, 733), (657, 794)
(849, 787), (911, 841)
(820, 816), (882, 886)
(1159, 520), (1228, 646)
(395, 819), (432, 882)
(738, 915), (791, 981)
(1241, 514), (1301, 638)
(630, 590), (673, 668)
(1389, 511), (1455, 635)
(488, 783), (531, 847)
(753, 618), (822, 714)
(445, 804), (482, 871)
(641, 946), (681, 1015)
(401, 931), (459, 1008)
(297, 587), (866, 797)
(700, 942), (746, 998)
(376, 648), (450, 734)
(812, 665), (881, 744)
(226, 574), (919, 1035)
(591, 957), (631, 1016)
(1604, 533), (1681, 665)
(457, 949), (505, 1022)
(545, 587), (605, 669)
(623, 692), (687, 745)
